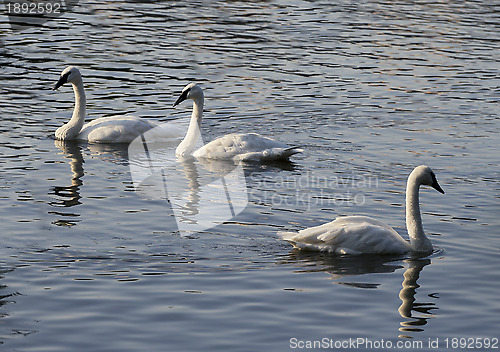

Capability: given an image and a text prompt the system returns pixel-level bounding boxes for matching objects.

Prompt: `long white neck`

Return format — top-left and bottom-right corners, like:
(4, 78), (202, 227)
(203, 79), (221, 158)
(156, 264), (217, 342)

(175, 95), (204, 157)
(405, 175), (432, 252)
(56, 80), (86, 140)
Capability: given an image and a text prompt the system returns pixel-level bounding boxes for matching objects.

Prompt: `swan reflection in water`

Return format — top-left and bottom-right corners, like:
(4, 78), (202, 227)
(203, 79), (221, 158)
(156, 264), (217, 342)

(281, 252), (439, 337)
(129, 136), (249, 236)
(48, 140), (85, 226)
(129, 129), (300, 236)
(49, 141), (133, 227)
(397, 258), (438, 337)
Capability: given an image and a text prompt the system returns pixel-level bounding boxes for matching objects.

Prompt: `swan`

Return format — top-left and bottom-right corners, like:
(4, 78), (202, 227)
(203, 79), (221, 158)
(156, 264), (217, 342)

(280, 165), (445, 255)
(53, 66), (183, 143)
(173, 83), (302, 162)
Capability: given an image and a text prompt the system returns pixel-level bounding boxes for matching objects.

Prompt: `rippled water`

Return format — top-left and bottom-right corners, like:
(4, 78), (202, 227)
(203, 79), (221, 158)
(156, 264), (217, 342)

(1, 1), (499, 351)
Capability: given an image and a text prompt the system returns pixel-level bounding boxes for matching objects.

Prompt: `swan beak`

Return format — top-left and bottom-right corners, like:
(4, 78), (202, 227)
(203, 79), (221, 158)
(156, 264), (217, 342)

(53, 75), (67, 91)
(173, 90), (188, 107)
(431, 179), (445, 194)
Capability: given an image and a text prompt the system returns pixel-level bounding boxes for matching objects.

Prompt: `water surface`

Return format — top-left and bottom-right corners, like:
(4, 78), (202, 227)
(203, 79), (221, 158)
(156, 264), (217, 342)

(0, 1), (499, 351)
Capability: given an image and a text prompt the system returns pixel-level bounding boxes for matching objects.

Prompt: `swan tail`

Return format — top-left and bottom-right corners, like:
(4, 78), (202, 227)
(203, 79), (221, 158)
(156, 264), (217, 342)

(283, 146), (303, 155)
(278, 231), (302, 249)
(236, 147), (303, 162)
(279, 230), (317, 249)
(279, 231), (344, 253)
(278, 231), (297, 243)
(280, 231), (361, 254)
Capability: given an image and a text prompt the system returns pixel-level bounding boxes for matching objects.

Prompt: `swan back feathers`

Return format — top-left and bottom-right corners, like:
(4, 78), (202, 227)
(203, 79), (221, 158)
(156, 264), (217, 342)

(193, 133), (299, 161)
(280, 216), (411, 255)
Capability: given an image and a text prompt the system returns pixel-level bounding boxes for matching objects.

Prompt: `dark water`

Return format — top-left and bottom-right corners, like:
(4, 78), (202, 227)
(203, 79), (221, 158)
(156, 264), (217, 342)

(0, 1), (499, 351)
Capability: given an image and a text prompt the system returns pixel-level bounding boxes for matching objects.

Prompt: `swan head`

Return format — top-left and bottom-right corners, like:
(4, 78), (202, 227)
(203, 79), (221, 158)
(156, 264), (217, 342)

(53, 66), (82, 90)
(411, 165), (445, 194)
(173, 83), (204, 107)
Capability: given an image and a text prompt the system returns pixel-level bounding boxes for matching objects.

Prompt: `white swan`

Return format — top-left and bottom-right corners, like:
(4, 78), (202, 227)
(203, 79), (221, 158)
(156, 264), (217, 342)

(173, 83), (302, 162)
(53, 66), (183, 143)
(280, 165), (445, 255)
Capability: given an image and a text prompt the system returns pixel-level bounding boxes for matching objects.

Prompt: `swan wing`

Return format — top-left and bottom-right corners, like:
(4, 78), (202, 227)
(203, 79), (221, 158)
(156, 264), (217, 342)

(280, 216), (411, 255)
(79, 116), (157, 143)
(193, 133), (301, 161)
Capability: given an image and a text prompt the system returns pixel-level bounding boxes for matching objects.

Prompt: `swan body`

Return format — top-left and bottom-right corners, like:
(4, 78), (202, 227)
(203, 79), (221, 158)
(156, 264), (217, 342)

(53, 66), (180, 143)
(280, 165), (445, 255)
(173, 83), (302, 162)
(193, 133), (300, 162)
(69, 115), (156, 143)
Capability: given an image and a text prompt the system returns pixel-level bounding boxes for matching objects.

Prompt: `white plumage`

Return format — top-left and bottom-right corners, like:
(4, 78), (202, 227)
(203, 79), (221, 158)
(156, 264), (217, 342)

(280, 165), (445, 255)
(72, 116), (156, 143)
(173, 83), (302, 162)
(53, 66), (183, 143)
(193, 133), (300, 162)
(281, 216), (411, 255)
